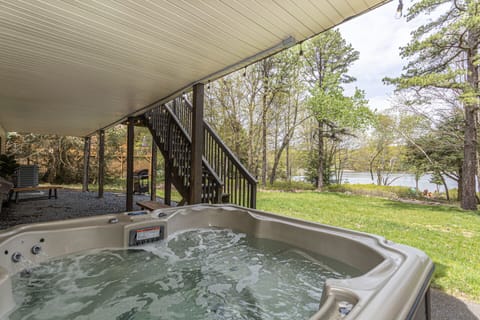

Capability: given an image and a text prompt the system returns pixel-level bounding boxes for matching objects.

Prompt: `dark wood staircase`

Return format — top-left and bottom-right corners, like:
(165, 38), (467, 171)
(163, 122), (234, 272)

(144, 96), (257, 208)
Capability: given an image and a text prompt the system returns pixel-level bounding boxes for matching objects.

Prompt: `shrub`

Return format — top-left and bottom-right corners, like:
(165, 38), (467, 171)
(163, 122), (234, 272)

(0, 154), (18, 179)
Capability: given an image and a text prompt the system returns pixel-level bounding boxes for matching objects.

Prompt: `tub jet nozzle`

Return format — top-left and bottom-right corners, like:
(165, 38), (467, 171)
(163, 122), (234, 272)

(338, 301), (354, 316)
(31, 244), (42, 255)
(11, 252), (22, 263)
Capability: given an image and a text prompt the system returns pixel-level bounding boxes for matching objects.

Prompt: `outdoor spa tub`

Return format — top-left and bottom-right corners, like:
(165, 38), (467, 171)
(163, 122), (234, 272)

(0, 205), (433, 320)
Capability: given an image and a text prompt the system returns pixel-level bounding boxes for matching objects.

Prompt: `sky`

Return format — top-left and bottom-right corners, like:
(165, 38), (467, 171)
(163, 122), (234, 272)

(337, 1), (423, 112)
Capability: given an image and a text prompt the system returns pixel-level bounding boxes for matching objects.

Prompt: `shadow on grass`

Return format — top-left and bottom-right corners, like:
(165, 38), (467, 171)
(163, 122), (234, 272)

(381, 199), (479, 215)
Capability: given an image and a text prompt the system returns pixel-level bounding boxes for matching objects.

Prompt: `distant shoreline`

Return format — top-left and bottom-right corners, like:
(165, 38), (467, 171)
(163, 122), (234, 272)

(335, 171), (458, 192)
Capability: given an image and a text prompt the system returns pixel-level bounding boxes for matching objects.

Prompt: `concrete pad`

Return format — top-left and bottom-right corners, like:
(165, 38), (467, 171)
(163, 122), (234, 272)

(432, 289), (480, 320)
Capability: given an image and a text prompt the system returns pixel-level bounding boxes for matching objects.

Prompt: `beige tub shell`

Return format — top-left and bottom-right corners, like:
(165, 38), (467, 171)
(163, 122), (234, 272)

(0, 205), (433, 319)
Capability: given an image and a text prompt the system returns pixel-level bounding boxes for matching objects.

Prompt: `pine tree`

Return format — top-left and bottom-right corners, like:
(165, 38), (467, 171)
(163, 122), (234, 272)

(385, 0), (480, 210)
(303, 29), (372, 189)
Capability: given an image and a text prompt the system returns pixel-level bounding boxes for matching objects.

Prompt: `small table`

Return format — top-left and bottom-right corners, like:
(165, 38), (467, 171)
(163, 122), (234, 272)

(9, 186), (62, 203)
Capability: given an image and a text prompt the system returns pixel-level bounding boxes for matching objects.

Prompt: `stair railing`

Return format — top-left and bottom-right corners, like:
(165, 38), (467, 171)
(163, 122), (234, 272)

(168, 97), (257, 208)
(145, 102), (223, 204)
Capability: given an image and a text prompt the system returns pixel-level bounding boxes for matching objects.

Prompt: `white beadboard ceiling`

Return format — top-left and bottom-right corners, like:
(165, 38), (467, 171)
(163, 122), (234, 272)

(0, 0), (388, 136)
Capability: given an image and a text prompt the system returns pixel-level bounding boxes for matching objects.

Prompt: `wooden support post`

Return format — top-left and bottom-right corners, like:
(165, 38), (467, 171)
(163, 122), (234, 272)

(98, 130), (105, 198)
(82, 137), (91, 192)
(190, 83), (204, 204)
(126, 117), (135, 211)
(150, 139), (157, 201)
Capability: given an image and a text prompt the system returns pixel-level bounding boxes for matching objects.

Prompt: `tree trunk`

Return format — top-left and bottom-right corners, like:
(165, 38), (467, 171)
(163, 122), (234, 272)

(261, 93), (268, 188)
(286, 99), (291, 182)
(314, 46), (325, 191)
(248, 105), (254, 174)
(269, 115), (279, 185)
(269, 137), (291, 185)
(458, 166), (463, 202)
(120, 154), (124, 179)
(286, 142), (290, 181)
(415, 171), (420, 193)
(477, 150), (480, 192)
(369, 148), (382, 184)
(439, 173), (450, 201)
(269, 154), (280, 185)
(316, 120), (324, 190)
(462, 103), (476, 209)
(461, 35), (478, 210)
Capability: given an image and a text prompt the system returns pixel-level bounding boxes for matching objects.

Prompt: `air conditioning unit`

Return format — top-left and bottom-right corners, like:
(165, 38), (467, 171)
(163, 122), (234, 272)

(14, 165), (39, 188)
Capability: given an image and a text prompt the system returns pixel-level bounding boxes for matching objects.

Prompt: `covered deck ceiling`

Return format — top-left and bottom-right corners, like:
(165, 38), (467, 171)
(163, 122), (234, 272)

(0, 0), (388, 137)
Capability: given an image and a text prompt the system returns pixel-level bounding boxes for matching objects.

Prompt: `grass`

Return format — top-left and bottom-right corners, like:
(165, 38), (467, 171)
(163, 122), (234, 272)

(264, 180), (316, 191)
(256, 190), (480, 302)
(326, 183), (419, 199)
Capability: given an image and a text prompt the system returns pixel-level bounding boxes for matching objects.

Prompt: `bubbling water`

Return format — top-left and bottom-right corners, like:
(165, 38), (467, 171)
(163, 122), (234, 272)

(8, 229), (360, 320)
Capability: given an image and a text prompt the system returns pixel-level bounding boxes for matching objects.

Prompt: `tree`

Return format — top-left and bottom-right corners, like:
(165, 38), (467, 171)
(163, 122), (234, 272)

(7, 133), (84, 184)
(404, 112), (464, 200)
(105, 125), (128, 180)
(205, 68), (263, 177)
(302, 29), (372, 189)
(268, 83), (305, 184)
(267, 50), (307, 184)
(203, 30), (372, 187)
(368, 114), (403, 186)
(205, 48), (305, 186)
(257, 53), (298, 187)
(306, 84), (373, 188)
(205, 75), (250, 163)
(0, 154), (18, 179)
(385, 0), (480, 210)
(395, 111), (431, 192)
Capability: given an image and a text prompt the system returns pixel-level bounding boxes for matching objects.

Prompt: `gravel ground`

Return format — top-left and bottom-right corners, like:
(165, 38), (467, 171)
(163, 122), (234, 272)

(0, 189), (479, 319)
(0, 188), (151, 229)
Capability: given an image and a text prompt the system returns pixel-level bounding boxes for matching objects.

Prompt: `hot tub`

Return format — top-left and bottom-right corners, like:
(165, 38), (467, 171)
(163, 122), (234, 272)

(0, 204), (433, 319)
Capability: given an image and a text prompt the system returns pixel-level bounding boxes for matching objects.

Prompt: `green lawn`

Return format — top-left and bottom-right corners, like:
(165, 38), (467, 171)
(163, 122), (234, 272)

(256, 191), (480, 302)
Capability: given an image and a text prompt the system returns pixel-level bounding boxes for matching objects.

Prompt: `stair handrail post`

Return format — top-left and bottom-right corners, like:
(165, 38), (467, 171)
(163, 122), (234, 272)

(165, 107), (172, 205)
(250, 183), (257, 209)
(150, 136), (157, 202)
(216, 182), (223, 204)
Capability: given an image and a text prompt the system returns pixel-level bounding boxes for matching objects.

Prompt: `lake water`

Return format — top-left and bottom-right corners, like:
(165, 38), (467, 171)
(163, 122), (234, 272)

(338, 172), (458, 193)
